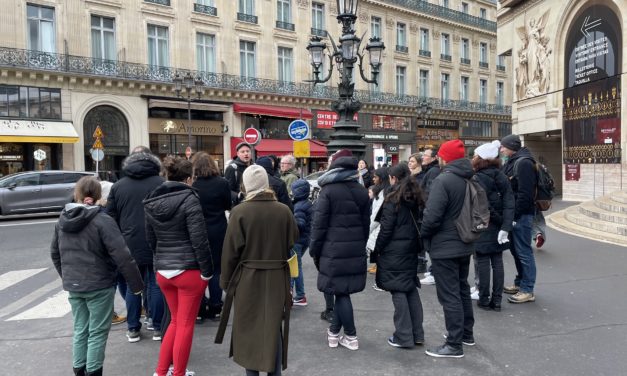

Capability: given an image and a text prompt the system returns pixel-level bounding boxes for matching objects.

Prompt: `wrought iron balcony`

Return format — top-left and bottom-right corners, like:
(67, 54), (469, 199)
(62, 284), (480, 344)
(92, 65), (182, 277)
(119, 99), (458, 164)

(460, 57), (471, 65)
(382, 0), (496, 32)
(0, 47), (510, 115)
(237, 12), (258, 24)
(396, 45), (409, 53)
(419, 49), (431, 58)
(311, 28), (327, 37)
(194, 3), (217, 16)
(144, 0), (170, 5)
(276, 21), (295, 31)
(496, 64), (506, 72)
(440, 54), (452, 62)
(479, 61), (489, 69)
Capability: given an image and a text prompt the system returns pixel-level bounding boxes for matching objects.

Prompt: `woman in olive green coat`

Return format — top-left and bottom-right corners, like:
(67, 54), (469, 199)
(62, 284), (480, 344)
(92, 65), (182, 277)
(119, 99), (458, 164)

(216, 165), (298, 375)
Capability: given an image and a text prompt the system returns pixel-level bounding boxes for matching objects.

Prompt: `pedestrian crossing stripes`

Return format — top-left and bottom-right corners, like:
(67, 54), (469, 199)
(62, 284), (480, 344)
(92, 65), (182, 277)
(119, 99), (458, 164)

(6, 290), (69, 321)
(0, 268), (46, 291)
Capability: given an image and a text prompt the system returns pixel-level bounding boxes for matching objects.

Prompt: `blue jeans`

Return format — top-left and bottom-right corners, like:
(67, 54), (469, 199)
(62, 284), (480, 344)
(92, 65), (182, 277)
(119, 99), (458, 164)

(511, 214), (536, 293)
(126, 265), (164, 331)
(290, 245), (306, 299)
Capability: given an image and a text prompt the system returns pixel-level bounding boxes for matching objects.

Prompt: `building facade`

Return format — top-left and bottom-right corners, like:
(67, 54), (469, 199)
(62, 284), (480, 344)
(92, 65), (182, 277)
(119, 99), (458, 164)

(497, 0), (625, 199)
(0, 0), (510, 176)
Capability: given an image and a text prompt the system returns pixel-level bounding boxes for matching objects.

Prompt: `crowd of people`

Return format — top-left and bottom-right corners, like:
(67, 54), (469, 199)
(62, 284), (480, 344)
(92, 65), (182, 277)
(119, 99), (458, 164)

(50, 133), (547, 375)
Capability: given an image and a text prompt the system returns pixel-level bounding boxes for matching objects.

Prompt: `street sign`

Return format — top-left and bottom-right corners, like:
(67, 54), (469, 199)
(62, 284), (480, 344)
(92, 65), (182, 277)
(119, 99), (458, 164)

(33, 149), (46, 161)
(293, 140), (310, 158)
(91, 149), (105, 162)
(92, 138), (104, 150)
(185, 146), (192, 158)
(288, 120), (310, 141)
(243, 127), (262, 146)
(92, 126), (104, 139)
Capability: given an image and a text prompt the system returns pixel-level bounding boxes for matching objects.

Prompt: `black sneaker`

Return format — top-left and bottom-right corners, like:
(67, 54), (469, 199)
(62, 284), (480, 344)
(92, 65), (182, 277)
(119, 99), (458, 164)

(320, 309), (333, 323)
(387, 336), (406, 348)
(425, 343), (464, 358)
(152, 330), (162, 341)
(477, 301), (493, 311)
(126, 329), (140, 343)
(443, 333), (475, 346)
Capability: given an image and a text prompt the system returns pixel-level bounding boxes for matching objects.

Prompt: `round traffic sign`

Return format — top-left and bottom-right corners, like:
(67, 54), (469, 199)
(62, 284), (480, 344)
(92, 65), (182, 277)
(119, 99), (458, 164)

(185, 146), (192, 158)
(91, 149), (105, 162)
(288, 120), (310, 141)
(243, 127), (262, 146)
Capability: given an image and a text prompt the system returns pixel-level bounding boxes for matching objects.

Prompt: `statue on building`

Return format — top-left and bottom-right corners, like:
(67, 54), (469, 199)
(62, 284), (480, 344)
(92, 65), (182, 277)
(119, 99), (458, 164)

(516, 10), (552, 99)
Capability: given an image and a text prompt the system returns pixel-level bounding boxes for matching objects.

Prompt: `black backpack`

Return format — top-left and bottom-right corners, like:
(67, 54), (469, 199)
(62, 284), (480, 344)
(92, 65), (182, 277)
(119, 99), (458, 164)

(455, 175), (491, 243)
(513, 158), (555, 211)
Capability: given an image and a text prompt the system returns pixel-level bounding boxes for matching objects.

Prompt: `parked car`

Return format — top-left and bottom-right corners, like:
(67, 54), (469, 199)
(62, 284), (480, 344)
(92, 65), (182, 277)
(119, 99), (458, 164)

(0, 171), (97, 215)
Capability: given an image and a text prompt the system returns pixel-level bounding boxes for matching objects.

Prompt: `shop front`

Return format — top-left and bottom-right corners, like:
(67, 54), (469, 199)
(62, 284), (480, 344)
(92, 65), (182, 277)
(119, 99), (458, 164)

(416, 118), (460, 153)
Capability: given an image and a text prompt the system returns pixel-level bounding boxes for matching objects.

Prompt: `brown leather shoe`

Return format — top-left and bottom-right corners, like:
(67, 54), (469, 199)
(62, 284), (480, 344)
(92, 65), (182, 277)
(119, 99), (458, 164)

(367, 264), (377, 274)
(111, 312), (126, 325)
(508, 292), (535, 303)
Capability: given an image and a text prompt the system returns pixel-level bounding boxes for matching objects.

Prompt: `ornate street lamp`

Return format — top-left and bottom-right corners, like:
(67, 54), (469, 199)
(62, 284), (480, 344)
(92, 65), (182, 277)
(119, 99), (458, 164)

(417, 100), (433, 151)
(306, 0), (385, 157)
(173, 72), (203, 157)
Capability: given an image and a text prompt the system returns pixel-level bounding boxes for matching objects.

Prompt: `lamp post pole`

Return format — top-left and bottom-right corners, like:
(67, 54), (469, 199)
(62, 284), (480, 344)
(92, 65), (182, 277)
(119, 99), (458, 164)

(173, 72), (203, 158)
(306, 0), (385, 158)
(417, 100), (433, 151)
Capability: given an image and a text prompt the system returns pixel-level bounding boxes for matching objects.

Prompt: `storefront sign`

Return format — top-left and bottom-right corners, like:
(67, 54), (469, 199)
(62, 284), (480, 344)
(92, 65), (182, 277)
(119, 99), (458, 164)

(419, 119), (459, 130)
(463, 139), (490, 147)
(565, 164), (580, 181)
(33, 149), (47, 161)
(416, 128), (460, 146)
(372, 115), (411, 132)
(148, 119), (222, 136)
(315, 110), (358, 129)
(0, 155), (22, 161)
(386, 144), (400, 154)
(363, 133), (399, 140)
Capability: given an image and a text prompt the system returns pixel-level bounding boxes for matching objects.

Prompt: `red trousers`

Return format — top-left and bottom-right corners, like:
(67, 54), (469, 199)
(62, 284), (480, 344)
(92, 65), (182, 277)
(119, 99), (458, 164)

(155, 270), (207, 376)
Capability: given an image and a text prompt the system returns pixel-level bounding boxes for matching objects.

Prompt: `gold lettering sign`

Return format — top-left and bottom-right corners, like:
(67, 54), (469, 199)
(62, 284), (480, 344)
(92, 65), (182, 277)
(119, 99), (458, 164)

(148, 118), (222, 136)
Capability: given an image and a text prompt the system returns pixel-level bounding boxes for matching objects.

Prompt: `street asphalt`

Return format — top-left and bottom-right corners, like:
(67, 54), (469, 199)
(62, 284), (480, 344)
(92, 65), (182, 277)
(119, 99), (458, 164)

(0, 199), (625, 376)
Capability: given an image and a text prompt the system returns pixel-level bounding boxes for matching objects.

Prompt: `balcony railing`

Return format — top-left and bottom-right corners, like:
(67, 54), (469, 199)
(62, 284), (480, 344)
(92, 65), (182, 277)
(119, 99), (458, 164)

(237, 12), (258, 24)
(496, 65), (506, 71)
(0, 47), (510, 115)
(460, 57), (471, 65)
(194, 3), (217, 16)
(419, 49), (431, 58)
(145, 0), (170, 5)
(276, 21), (295, 31)
(440, 54), (451, 62)
(383, 0), (496, 32)
(479, 61), (489, 69)
(396, 45), (409, 53)
(311, 28), (327, 37)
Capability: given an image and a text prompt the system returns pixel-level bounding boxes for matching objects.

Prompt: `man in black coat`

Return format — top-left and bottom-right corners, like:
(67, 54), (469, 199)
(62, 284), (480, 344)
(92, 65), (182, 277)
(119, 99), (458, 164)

(500, 134), (538, 304)
(225, 142), (252, 205)
(256, 157), (293, 212)
(421, 140), (475, 358)
(106, 146), (165, 342)
(417, 148), (440, 196)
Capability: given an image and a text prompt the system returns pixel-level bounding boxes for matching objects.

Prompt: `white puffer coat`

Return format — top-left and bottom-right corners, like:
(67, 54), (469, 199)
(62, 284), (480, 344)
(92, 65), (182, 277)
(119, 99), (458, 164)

(366, 190), (385, 252)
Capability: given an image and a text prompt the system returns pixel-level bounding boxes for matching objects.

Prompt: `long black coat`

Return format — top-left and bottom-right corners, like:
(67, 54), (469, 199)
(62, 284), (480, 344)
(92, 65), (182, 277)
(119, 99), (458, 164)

(309, 157), (370, 295)
(374, 200), (421, 292)
(421, 158), (475, 260)
(106, 152), (164, 266)
(474, 166), (515, 254)
(502, 148), (537, 219)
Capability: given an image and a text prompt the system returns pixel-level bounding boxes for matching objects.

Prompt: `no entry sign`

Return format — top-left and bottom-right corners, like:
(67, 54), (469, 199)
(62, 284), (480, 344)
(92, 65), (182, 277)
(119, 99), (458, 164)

(243, 127), (262, 146)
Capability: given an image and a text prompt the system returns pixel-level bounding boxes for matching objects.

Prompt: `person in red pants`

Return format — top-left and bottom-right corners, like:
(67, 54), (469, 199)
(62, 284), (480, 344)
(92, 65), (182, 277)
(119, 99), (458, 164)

(144, 156), (214, 376)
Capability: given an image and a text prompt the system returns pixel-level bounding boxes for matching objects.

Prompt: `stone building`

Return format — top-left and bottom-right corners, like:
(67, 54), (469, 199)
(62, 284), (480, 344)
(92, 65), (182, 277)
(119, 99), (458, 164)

(497, 0), (625, 199)
(0, 0), (510, 176)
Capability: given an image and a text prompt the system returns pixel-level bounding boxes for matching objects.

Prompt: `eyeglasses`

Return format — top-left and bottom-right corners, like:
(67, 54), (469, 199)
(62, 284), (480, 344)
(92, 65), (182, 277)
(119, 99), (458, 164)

(280, 162), (292, 165)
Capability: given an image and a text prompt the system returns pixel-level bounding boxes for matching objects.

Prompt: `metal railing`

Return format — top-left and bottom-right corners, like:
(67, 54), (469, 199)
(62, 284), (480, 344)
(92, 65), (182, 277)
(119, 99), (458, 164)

(144, 0), (170, 5)
(440, 54), (452, 62)
(237, 12), (258, 24)
(460, 57), (471, 65)
(311, 28), (327, 37)
(0, 47), (510, 115)
(194, 3), (217, 16)
(383, 0), (497, 32)
(276, 21), (295, 31)
(396, 45), (409, 53)
(419, 49), (431, 58)
(479, 61), (489, 69)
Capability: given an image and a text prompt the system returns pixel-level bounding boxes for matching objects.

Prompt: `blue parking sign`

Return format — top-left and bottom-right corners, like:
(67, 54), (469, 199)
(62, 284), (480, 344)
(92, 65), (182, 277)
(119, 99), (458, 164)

(288, 119), (310, 141)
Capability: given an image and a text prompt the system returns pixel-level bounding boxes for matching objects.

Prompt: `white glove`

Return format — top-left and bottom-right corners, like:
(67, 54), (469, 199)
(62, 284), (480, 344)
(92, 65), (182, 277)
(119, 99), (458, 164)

(498, 230), (510, 244)
(512, 221), (517, 227)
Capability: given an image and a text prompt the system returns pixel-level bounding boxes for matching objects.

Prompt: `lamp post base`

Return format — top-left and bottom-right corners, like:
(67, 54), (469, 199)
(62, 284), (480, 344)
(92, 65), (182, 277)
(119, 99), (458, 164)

(328, 98), (365, 158)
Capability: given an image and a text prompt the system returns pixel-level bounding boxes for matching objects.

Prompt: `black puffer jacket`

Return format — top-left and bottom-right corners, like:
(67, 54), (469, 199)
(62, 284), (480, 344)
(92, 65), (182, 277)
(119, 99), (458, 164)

(51, 204), (144, 293)
(474, 166), (515, 254)
(106, 152), (164, 266)
(421, 158), (475, 259)
(257, 161), (293, 212)
(292, 179), (312, 250)
(144, 182), (213, 278)
(374, 197), (422, 292)
(502, 148), (537, 219)
(419, 160), (440, 198)
(225, 158), (250, 200)
(309, 157), (370, 295)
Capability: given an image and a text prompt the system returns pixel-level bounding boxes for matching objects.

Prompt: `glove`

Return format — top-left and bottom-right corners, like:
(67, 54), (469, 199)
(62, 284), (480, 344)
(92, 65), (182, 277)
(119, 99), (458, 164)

(512, 221), (517, 227)
(497, 230), (510, 244)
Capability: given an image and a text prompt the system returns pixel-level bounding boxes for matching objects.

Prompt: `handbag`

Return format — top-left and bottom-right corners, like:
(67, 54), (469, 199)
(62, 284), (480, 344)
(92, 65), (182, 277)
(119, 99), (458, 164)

(287, 249), (299, 278)
(409, 210), (424, 254)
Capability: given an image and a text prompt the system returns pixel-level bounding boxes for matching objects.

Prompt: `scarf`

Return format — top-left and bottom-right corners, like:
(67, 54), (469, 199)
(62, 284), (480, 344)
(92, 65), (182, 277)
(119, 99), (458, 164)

(318, 167), (360, 187)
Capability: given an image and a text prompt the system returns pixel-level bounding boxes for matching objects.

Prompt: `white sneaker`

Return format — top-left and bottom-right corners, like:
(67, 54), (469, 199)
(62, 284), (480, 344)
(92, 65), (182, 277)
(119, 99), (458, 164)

(157, 366), (195, 376)
(372, 283), (384, 292)
(470, 286), (478, 294)
(339, 334), (359, 350)
(471, 290), (479, 300)
(327, 328), (339, 348)
(420, 275), (435, 285)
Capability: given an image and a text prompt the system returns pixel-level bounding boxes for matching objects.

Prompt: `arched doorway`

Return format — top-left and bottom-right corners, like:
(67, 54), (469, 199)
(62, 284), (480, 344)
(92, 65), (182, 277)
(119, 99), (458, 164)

(83, 105), (129, 180)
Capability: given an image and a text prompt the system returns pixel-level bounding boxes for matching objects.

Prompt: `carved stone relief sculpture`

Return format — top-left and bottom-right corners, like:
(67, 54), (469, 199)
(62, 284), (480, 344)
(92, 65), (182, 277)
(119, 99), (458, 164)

(516, 9), (552, 100)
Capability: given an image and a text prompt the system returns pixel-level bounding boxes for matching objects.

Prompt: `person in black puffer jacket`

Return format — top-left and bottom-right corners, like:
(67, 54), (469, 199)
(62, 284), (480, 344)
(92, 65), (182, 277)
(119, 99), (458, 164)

(51, 176), (143, 376)
(106, 146), (165, 340)
(256, 156), (293, 212)
(144, 156), (213, 376)
(291, 178), (313, 306)
(225, 142), (253, 206)
(472, 141), (514, 312)
(374, 164), (425, 349)
(310, 149), (370, 351)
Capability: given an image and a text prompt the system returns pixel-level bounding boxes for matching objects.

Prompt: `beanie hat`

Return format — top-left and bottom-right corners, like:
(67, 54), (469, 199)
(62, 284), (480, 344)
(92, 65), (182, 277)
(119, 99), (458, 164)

(330, 149), (352, 163)
(501, 134), (521, 152)
(242, 165), (269, 197)
(438, 139), (465, 163)
(474, 140), (501, 160)
(236, 142), (251, 152)
(255, 156), (273, 173)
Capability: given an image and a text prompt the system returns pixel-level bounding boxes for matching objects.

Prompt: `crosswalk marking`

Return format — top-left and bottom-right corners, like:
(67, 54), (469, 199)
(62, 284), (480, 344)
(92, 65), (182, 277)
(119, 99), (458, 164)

(0, 278), (61, 319)
(0, 268), (47, 291)
(7, 290), (70, 321)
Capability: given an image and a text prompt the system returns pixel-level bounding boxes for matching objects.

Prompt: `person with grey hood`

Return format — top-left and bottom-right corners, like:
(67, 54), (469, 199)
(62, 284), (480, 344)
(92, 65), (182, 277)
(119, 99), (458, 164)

(106, 146), (165, 343)
(51, 176), (143, 376)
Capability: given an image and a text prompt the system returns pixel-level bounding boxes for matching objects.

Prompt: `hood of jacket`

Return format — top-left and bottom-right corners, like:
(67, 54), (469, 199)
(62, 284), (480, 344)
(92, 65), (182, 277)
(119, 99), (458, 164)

(318, 166), (360, 187)
(292, 179), (310, 201)
(233, 157), (250, 169)
(508, 147), (534, 163)
(441, 158), (474, 179)
(58, 204), (100, 233)
(143, 181), (195, 221)
(422, 159), (439, 173)
(122, 152), (161, 179)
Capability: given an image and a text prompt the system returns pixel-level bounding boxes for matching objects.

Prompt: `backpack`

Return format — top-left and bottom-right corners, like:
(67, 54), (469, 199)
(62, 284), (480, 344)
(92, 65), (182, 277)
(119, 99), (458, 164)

(455, 176), (491, 243)
(513, 158), (555, 211)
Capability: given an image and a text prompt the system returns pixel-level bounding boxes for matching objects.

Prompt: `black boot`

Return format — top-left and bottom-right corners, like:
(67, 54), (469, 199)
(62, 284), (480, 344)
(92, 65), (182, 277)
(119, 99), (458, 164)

(73, 366), (86, 376)
(86, 368), (102, 376)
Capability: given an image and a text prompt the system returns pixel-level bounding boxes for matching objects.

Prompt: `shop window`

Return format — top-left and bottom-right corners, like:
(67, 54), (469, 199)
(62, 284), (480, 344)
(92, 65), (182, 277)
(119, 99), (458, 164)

(462, 121), (492, 137)
(498, 122), (512, 137)
(372, 115), (411, 132)
(0, 85), (61, 120)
